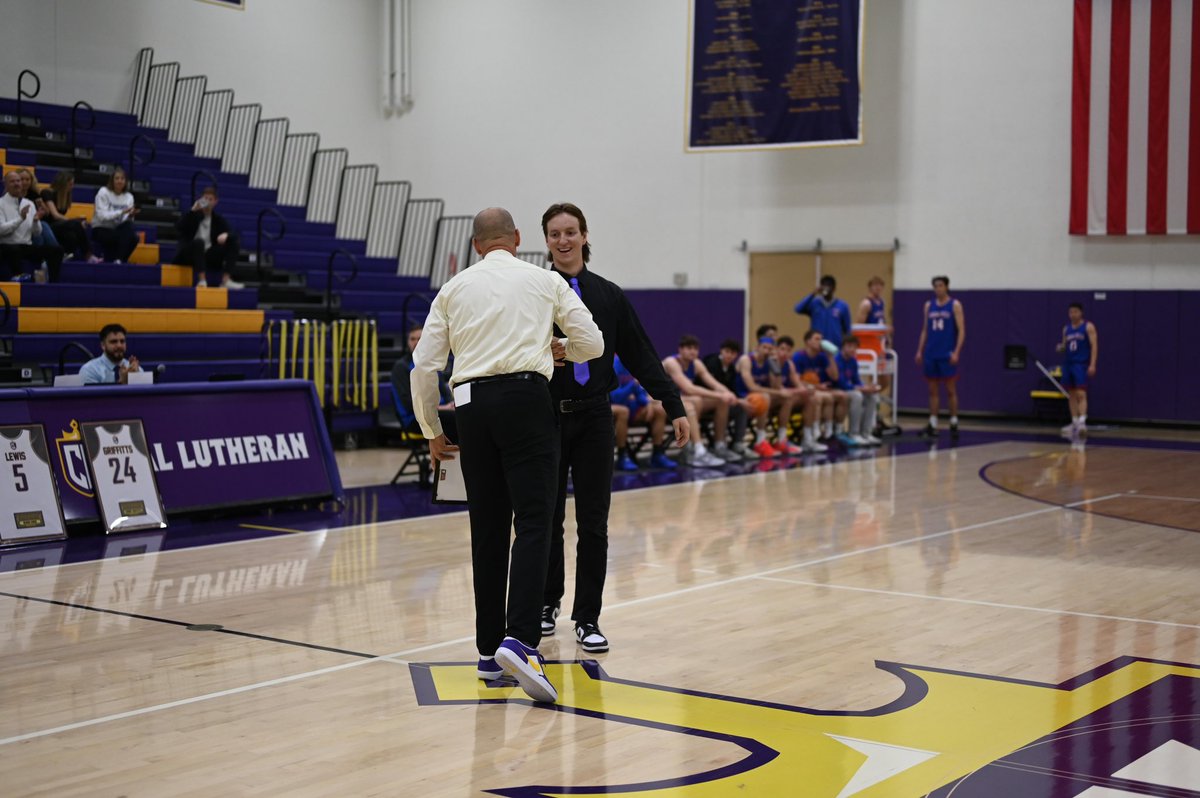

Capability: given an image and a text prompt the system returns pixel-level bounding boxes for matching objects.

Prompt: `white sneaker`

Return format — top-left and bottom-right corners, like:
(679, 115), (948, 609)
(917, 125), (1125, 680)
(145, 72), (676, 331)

(851, 435), (870, 446)
(803, 439), (829, 453)
(730, 443), (759, 461)
(222, 278), (245, 289)
(712, 442), (741, 462)
(693, 445), (726, 467)
(864, 434), (883, 446)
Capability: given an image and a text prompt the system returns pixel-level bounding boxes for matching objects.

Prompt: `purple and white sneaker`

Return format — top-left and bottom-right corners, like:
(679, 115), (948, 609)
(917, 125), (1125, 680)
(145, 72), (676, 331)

(494, 637), (558, 703)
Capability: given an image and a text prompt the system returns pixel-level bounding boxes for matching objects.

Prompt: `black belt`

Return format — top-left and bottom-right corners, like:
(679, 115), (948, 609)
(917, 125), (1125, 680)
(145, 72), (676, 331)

(558, 394), (610, 414)
(463, 371), (547, 386)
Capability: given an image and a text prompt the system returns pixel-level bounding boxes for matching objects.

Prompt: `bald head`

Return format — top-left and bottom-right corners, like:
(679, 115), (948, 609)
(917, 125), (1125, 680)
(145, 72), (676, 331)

(472, 207), (520, 255)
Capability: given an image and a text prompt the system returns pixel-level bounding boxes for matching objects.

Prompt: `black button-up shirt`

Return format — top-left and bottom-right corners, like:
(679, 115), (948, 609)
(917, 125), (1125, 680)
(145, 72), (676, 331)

(550, 266), (686, 421)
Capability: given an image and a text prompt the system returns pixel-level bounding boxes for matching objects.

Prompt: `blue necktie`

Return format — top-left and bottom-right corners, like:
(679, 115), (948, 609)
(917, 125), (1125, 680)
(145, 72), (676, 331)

(569, 277), (590, 385)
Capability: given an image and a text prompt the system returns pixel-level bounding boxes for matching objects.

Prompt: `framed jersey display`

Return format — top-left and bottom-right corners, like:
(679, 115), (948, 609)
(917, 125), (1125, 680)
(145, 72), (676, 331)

(0, 424), (69, 545)
(80, 420), (168, 534)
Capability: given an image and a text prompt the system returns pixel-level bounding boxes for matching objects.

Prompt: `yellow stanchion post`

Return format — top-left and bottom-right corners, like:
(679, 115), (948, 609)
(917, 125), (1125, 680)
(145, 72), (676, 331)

(370, 320), (378, 410)
(355, 316), (364, 408)
(265, 320), (274, 377)
(302, 320), (312, 382)
(331, 321), (341, 408)
(314, 322), (325, 407)
(277, 320), (288, 380)
(290, 317), (301, 379)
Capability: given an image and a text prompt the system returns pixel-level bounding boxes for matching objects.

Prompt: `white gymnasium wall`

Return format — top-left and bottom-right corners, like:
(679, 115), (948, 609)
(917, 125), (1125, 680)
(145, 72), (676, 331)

(0, 0), (390, 170)
(3, 1), (1195, 290)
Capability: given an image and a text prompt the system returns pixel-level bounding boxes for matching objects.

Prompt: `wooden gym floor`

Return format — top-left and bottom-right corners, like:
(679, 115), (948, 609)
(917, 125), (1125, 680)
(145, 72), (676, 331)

(1, 433), (1199, 797)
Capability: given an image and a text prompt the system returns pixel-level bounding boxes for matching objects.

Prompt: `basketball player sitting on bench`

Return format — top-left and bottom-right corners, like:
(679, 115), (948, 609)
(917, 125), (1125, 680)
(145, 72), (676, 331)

(610, 356), (675, 471)
(662, 334), (746, 462)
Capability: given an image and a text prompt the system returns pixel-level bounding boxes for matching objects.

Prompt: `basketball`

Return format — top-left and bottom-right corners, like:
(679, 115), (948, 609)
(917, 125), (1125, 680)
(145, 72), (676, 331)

(745, 393), (770, 417)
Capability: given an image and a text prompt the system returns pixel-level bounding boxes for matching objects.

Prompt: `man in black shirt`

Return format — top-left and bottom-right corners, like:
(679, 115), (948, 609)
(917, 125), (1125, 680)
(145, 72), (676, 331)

(175, 186), (243, 289)
(702, 338), (757, 459)
(542, 202), (689, 654)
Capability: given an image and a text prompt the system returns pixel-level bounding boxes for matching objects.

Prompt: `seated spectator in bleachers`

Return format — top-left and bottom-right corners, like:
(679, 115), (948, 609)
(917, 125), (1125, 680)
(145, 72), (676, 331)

(835, 335), (883, 446)
(663, 334), (752, 461)
(176, 186), (244, 289)
(734, 336), (802, 457)
(42, 171), (99, 263)
(391, 324), (455, 440)
(702, 339), (758, 460)
(80, 323), (141, 384)
(15, 169), (61, 253)
(791, 330), (850, 444)
(91, 168), (139, 263)
(0, 171), (63, 283)
(773, 335), (827, 453)
(610, 355), (676, 471)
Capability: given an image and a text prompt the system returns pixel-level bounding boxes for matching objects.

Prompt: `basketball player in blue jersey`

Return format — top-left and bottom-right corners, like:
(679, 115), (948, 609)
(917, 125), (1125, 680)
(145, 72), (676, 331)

(663, 334), (753, 462)
(855, 276), (898, 435)
(915, 275), (966, 439)
(856, 276), (888, 326)
(1057, 302), (1098, 437)
(734, 337), (798, 458)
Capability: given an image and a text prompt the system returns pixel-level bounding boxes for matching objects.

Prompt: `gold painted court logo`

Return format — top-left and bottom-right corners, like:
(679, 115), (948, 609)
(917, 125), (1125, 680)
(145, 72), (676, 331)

(55, 420), (93, 497)
(411, 657), (1200, 796)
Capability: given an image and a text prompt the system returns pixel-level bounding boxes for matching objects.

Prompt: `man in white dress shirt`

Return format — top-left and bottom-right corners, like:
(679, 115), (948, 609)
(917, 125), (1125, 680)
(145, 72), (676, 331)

(0, 171), (63, 282)
(411, 207), (602, 704)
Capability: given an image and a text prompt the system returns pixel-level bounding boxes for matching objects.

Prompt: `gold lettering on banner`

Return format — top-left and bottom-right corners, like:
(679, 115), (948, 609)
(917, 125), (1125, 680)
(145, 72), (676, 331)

(692, 1), (855, 147)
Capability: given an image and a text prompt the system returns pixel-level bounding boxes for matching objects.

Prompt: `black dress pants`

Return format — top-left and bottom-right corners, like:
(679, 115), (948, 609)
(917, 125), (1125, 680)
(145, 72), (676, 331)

(175, 236), (238, 283)
(544, 401), (615, 625)
(50, 219), (90, 259)
(0, 243), (63, 282)
(455, 375), (559, 655)
(92, 222), (138, 262)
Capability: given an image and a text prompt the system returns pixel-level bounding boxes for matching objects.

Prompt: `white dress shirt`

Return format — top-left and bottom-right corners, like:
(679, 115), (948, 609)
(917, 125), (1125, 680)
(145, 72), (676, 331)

(93, 187), (134, 228)
(410, 248), (604, 439)
(79, 354), (128, 384)
(0, 193), (41, 244)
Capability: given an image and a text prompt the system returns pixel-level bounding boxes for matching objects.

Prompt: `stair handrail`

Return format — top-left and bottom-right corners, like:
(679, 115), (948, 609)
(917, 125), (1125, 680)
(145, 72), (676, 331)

(128, 134), (157, 184)
(70, 101), (95, 172)
(255, 208), (286, 281)
(57, 342), (94, 376)
(399, 291), (434, 338)
(189, 169), (219, 203)
(16, 69), (40, 140)
(325, 248), (359, 320)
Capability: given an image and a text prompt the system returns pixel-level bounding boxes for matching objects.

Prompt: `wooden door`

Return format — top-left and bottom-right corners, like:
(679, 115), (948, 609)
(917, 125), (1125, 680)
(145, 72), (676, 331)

(748, 252), (817, 346)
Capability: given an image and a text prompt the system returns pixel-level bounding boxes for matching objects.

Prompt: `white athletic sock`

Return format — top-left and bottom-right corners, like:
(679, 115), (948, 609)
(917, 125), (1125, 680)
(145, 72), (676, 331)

(822, 420), (833, 437)
(928, 415), (938, 428)
(755, 430), (767, 444)
(950, 415), (959, 425)
(776, 428), (789, 443)
(1078, 414), (1087, 426)
(809, 424), (820, 440)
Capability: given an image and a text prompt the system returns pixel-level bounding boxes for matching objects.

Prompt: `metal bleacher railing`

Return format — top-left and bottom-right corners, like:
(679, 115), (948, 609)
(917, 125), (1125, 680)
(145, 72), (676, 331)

(2, 51), (485, 430)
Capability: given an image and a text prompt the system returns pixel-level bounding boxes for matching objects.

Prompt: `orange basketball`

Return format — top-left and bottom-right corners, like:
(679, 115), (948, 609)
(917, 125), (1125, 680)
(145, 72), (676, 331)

(745, 393), (770, 418)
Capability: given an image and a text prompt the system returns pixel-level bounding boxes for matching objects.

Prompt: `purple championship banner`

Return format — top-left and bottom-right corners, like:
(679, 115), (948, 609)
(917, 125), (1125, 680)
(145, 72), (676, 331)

(687, 0), (864, 151)
(0, 380), (342, 524)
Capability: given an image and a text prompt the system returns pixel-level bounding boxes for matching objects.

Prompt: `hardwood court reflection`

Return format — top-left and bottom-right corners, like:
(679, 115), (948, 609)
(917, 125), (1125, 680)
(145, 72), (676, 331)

(982, 444), (1200, 533)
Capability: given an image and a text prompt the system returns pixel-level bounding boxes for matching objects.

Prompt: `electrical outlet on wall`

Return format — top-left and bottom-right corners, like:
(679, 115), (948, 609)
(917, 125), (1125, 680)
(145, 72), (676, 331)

(673, 272), (688, 287)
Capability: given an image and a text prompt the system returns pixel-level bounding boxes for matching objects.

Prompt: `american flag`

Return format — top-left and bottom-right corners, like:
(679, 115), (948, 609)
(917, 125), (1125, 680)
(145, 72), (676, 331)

(1071, 0), (1200, 235)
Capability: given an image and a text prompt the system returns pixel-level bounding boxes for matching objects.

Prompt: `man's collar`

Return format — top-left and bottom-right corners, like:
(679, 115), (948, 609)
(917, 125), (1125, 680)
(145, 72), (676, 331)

(552, 264), (587, 281)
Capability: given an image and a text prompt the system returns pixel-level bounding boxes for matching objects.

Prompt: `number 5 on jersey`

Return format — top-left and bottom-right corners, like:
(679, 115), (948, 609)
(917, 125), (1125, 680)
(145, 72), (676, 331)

(0, 424), (69, 545)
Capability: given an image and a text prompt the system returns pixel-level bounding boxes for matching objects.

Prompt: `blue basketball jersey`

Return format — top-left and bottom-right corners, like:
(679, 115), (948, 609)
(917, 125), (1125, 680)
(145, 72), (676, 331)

(671, 354), (697, 383)
(924, 298), (958, 358)
(1063, 321), (1091, 365)
(867, 297), (886, 325)
(734, 355), (772, 397)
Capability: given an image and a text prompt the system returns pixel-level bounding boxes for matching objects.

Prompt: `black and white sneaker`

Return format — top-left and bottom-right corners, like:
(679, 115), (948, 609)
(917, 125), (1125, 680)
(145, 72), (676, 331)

(919, 424), (938, 438)
(575, 622), (609, 653)
(540, 604), (560, 637)
(949, 423), (959, 440)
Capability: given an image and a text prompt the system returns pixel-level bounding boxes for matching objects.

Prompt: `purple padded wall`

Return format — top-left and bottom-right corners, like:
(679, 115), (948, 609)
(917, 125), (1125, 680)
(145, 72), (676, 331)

(624, 289), (745, 360)
(893, 289), (1198, 423)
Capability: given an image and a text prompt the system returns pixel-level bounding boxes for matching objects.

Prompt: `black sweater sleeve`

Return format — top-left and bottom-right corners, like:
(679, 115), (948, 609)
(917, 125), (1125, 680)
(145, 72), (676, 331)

(613, 287), (687, 421)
